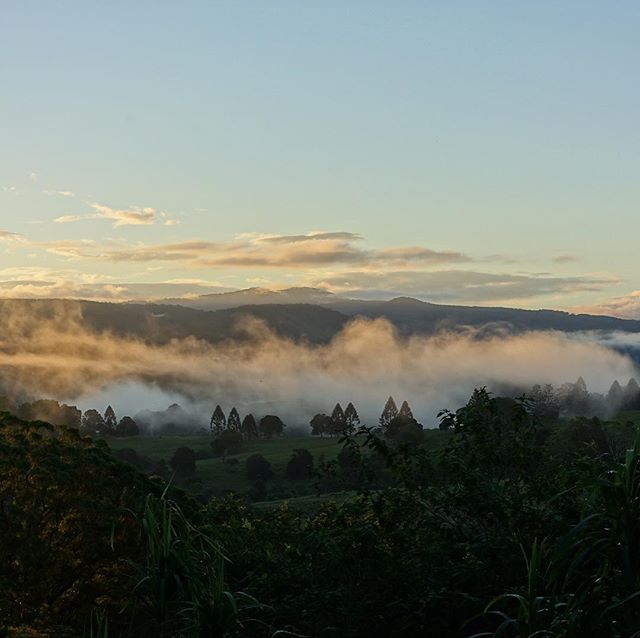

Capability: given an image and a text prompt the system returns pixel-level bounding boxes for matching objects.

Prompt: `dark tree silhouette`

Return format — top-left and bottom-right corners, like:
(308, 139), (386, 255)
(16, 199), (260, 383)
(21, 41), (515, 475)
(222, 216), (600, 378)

(310, 413), (332, 437)
(623, 378), (640, 410)
(104, 405), (117, 432)
(241, 413), (259, 439)
(259, 415), (285, 438)
(210, 405), (226, 435)
(530, 384), (560, 420)
(387, 400), (422, 440)
(398, 400), (414, 420)
(81, 409), (106, 436)
(246, 453), (274, 481)
(211, 430), (243, 457)
(344, 402), (361, 432)
(170, 447), (196, 476)
(607, 380), (623, 409)
(285, 449), (314, 480)
(330, 403), (346, 436)
(115, 416), (139, 437)
(379, 396), (399, 433)
(227, 407), (241, 432)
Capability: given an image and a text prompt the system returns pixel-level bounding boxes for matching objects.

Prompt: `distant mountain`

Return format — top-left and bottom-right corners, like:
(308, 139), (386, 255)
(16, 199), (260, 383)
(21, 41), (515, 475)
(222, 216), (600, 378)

(2, 296), (640, 352)
(323, 296), (640, 335)
(161, 286), (338, 310)
(0, 299), (349, 345)
(159, 287), (640, 336)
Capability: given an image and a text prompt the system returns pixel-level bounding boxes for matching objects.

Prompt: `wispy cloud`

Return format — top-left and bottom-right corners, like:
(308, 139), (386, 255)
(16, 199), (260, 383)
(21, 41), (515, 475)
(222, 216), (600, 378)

(574, 291), (640, 319)
(62, 232), (471, 269)
(0, 231), (24, 242)
(54, 202), (163, 227)
(554, 254), (579, 264)
(312, 269), (617, 304)
(43, 189), (75, 198)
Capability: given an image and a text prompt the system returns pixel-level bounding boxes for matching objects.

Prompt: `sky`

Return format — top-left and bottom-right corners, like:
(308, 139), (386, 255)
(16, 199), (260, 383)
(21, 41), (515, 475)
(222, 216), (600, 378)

(1, 2), (639, 315)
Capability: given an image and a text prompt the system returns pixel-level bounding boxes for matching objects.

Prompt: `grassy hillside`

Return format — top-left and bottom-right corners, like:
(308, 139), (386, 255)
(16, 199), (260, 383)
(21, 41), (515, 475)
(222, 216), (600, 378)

(108, 435), (346, 495)
(108, 430), (452, 499)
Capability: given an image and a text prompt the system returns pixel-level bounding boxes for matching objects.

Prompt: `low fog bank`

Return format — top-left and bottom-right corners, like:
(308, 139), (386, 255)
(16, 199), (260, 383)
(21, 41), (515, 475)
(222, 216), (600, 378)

(0, 300), (638, 429)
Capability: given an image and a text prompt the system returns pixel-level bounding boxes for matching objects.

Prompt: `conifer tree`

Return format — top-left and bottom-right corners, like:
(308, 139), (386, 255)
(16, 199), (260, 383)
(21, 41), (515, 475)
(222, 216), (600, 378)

(379, 396), (398, 432)
(210, 405), (226, 435)
(344, 402), (361, 432)
(241, 413), (259, 439)
(607, 380), (623, 408)
(330, 403), (346, 436)
(104, 405), (117, 431)
(398, 400), (414, 420)
(228, 407), (241, 432)
(624, 378), (640, 409)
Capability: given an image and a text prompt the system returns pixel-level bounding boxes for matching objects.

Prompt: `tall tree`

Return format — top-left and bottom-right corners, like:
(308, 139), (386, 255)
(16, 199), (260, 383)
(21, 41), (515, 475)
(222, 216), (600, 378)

(210, 405), (226, 435)
(104, 405), (117, 432)
(228, 407), (241, 432)
(379, 396), (398, 432)
(330, 403), (346, 436)
(344, 402), (361, 433)
(81, 409), (106, 436)
(606, 380), (623, 409)
(241, 413), (259, 439)
(259, 415), (285, 439)
(624, 378), (640, 409)
(115, 416), (139, 437)
(398, 400), (414, 420)
(310, 413), (331, 438)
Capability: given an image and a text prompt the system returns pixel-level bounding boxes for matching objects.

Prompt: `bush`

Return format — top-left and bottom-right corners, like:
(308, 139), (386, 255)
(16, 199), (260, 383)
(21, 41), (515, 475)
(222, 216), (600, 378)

(246, 453), (274, 482)
(211, 429), (243, 457)
(285, 448), (314, 480)
(169, 446), (196, 476)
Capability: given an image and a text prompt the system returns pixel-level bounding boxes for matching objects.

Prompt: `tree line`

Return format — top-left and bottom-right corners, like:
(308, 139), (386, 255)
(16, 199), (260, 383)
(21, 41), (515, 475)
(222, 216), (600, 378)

(309, 396), (423, 442)
(210, 405), (285, 439)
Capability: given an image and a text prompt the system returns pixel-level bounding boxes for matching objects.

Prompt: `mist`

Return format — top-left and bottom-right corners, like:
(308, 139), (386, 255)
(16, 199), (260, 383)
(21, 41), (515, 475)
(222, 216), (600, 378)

(0, 300), (637, 428)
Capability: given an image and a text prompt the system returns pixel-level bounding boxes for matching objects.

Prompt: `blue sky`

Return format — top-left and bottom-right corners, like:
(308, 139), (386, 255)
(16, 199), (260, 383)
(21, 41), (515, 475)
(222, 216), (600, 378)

(1, 2), (639, 314)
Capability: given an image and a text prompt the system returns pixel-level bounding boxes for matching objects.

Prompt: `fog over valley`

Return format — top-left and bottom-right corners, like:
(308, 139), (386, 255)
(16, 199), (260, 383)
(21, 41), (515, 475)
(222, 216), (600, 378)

(1, 297), (639, 428)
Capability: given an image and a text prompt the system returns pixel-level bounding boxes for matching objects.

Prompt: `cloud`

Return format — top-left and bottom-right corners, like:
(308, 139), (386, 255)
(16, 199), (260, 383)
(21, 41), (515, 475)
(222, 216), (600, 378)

(313, 269), (616, 303)
(38, 232), (470, 269)
(574, 291), (640, 320)
(54, 202), (161, 227)
(1, 186), (19, 195)
(0, 231), (24, 242)
(554, 254), (579, 264)
(0, 276), (229, 302)
(0, 305), (636, 426)
(43, 190), (75, 198)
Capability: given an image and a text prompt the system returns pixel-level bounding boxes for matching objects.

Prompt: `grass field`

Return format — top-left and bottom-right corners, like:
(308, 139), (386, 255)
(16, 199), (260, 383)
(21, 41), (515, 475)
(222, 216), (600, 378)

(616, 410), (640, 425)
(108, 429), (451, 498)
(108, 434), (345, 495)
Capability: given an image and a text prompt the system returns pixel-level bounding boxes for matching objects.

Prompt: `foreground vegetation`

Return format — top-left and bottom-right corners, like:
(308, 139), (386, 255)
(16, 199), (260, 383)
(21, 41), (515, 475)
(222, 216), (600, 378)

(4, 394), (640, 636)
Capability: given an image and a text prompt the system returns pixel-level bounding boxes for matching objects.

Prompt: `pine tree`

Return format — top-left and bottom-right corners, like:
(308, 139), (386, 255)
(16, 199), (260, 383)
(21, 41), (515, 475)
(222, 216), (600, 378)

(330, 403), (346, 436)
(624, 378), (640, 409)
(398, 400), (414, 420)
(241, 413), (259, 439)
(228, 407), (241, 432)
(344, 402), (361, 432)
(379, 396), (398, 432)
(104, 405), (117, 432)
(607, 380), (623, 408)
(210, 405), (226, 435)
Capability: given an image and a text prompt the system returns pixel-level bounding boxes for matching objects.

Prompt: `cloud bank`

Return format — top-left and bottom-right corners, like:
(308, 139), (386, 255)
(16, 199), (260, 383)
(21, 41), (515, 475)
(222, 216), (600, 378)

(0, 302), (636, 427)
